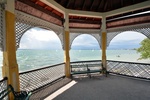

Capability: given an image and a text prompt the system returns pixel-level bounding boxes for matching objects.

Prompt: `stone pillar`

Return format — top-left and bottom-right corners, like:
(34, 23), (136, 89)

(2, 1), (20, 99)
(101, 16), (107, 74)
(64, 11), (71, 78)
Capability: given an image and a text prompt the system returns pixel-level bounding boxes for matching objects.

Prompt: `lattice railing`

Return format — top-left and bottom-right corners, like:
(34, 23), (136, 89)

(107, 60), (150, 79)
(0, 4), (5, 51)
(19, 63), (65, 92)
(70, 60), (102, 74)
(0, 77), (8, 100)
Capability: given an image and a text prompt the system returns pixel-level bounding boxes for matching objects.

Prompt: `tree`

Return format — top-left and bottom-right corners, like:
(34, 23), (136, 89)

(137, 38), (150, 60)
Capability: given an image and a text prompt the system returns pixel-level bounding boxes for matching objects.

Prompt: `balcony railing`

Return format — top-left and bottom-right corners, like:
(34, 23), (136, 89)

(107, 60), (150, 80)
(70, 60), (150, 80)
(1, 60), (149, 99)
(70, 60), (102, 75)
(0, 77), (8, 100)
(19, 63), (65, 93)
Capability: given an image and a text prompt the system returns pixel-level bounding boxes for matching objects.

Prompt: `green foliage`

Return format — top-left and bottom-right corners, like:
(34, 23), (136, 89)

(137, 38), (150, 60)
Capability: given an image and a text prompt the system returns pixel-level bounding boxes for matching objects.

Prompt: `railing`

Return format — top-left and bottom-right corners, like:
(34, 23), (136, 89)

(19, 63), (65, 92)
(0, 60), (149, 99)
(0, 77), (8, 100)
(70, 60), (102, 75)
(107, 60), (150, 80)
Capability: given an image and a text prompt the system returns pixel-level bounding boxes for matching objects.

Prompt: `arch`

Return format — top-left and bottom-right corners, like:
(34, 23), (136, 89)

(69, 28), (101, 49)
(16, 25), (63, 49)
(107, 23), (150, 46)
(15, 10), (64, 49)
(70, 34), (101, 49)
(19, 27), (62, 48)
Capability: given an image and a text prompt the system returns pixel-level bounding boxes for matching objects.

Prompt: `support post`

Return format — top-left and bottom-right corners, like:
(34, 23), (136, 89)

(64, 31), (71, 78)
(2, 1), (20, 99)
(101, 16), (107, 74)
(64, 11), (71, 78)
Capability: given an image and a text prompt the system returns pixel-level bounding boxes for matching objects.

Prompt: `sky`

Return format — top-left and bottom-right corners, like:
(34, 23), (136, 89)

(20, 27), (147, 50)
(107, 31), (146, 49)
(20, 27), (62, 50)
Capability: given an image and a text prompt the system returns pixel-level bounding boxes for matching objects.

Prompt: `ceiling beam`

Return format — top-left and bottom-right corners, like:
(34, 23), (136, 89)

(17, 0), (62, 20)
(82, 0), (86, 10)
(105, 0), (150, 17)
(40, 0), (65, 14)
(41, 0), (149, 19)
(104, 0), (108, 11)
(68, 9), (103, 18)
(97, 0), (104, 12)
(66, 0), (71, 8)
(69, 19), (101, 24)
(90, 0), (95, 11)
(121, 0), (123, 7)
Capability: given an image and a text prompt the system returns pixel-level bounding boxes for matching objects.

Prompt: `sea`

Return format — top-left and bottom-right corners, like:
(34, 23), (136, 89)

(0, 49), (149, 79)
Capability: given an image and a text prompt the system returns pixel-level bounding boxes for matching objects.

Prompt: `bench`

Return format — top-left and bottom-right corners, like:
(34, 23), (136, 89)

(0, 84), (32, 100)
(71, 64), (101, 78)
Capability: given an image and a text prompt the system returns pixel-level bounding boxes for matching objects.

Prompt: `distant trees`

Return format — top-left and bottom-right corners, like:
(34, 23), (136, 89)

(137, 38), (150, 60)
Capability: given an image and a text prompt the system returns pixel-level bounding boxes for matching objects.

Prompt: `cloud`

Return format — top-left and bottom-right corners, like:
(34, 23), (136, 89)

(111, 31), (146, 43)
(108, 31), (147, 49)
(71, 34), (100, 50)
(19, 28), (147, 50)
(20, 27), (62, 49)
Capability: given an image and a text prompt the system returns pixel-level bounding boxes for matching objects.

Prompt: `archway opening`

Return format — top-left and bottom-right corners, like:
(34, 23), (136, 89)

(70, 34), (101, 62)
(107, 31), (149, 63)
(17, 27), (63, 72)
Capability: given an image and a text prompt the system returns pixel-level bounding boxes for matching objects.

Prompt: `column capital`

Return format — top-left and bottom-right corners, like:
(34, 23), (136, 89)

(64, 11), (69, 31)
(5, 0), (15, 14)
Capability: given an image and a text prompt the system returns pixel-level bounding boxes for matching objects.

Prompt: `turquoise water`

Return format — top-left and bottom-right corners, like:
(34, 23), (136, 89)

(70, 50), (101, 61)
(0, 50), (149, 79)
(16, 50), (64, 72)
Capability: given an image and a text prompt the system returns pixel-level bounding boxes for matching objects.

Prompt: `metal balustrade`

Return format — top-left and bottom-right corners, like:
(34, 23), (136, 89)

(0, 77), (8, 100)
(19, 63), (65, 92)
(107, 60), (150, 80)
(0, 60), (149, 100)
(70, 60), (102, 75)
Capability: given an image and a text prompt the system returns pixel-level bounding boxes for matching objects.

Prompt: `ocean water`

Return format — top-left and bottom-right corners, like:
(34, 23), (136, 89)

(0, 49), (149, 79)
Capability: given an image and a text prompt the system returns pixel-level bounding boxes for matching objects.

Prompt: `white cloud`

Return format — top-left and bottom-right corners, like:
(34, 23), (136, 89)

(108, 31), (147, 49)
(20, 27), (62, 49)
(111, 31), (146, 43)
(25, 28), (58, 41)
(73, 35), (97, 45)
(19, 28), (147, 50)
(71, 34), (100, 49)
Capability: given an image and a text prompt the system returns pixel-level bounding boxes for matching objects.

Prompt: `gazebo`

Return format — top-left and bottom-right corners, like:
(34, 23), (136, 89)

(0, 0), (150, 99)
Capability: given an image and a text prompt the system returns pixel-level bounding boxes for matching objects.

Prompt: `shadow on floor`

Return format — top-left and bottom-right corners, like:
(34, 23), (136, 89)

(29, 78), (72, 100)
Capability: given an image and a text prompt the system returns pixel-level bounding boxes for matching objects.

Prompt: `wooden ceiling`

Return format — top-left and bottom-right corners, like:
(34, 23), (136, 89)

(54, 0), (149, 12)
